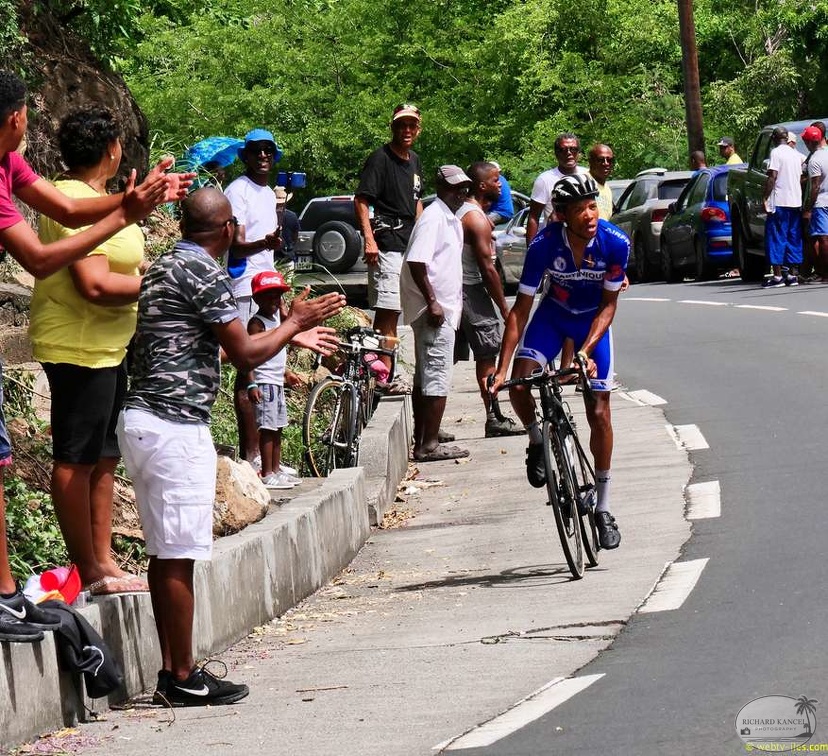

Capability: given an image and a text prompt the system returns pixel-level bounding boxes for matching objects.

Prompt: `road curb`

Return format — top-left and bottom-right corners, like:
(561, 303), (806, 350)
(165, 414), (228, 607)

(0, 395), (411, 753)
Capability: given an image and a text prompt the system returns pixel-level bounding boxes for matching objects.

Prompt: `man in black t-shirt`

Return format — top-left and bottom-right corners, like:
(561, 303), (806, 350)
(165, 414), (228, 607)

(355, 104), (423, 363)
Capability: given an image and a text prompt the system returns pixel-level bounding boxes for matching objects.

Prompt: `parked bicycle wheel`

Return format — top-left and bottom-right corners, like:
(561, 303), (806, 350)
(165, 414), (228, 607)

(561, 423), (600, 568)
(303, 378), (357, 477)
(543, 420), (585, 579)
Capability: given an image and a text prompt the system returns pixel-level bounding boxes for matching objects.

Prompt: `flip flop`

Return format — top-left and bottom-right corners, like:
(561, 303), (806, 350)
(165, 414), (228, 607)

(413, 444), (470, 462)
(86, 575), (150, 596)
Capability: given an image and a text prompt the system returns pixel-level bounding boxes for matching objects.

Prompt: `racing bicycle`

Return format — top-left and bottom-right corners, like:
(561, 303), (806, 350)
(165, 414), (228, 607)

(302, 326), (398, 477)
(494, 356), (600, 579)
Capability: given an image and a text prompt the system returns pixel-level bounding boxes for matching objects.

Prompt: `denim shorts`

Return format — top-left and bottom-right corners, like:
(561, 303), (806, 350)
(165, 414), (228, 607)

(0, 363), (12, 466)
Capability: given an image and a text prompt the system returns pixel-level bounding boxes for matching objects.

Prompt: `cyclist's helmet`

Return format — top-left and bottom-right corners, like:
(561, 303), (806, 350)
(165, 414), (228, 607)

(551, 174), (600, 212)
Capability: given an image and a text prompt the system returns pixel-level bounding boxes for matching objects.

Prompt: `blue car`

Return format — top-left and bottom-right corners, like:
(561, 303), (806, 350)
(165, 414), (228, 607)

(660, 163), (744, 282)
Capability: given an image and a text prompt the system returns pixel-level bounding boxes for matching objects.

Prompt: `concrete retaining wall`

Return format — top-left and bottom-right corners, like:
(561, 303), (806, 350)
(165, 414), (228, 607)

(0, 397), (410, 753)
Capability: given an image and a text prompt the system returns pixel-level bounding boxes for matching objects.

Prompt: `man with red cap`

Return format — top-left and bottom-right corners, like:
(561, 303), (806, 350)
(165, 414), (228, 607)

(802, 124), (828, 281)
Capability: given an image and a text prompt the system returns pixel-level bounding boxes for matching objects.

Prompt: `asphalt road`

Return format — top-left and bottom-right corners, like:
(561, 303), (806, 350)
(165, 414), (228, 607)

(460, 278), (828, 755)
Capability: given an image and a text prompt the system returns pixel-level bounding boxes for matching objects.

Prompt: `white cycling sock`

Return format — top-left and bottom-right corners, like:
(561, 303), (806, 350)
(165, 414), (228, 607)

(526, 421), (542, 445)
(596, 470), (611, 513)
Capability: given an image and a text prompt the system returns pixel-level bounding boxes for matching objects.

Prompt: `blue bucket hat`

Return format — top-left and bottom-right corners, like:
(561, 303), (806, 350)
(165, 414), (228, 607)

(240, 129), (283, 162)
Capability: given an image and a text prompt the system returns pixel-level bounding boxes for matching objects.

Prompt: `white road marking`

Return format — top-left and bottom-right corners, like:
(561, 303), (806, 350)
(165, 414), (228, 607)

(626, 389), (667, 406)
(438, 674), (606, 750)
(736, 304), (787, 312)
(665, 423), (709, 450)
(625, 297), (671, 302)
(686, 480), (721, 519)
(798, 310), (828, 318)
(678, 299), (728, 306)
(639, 559), (709, 613)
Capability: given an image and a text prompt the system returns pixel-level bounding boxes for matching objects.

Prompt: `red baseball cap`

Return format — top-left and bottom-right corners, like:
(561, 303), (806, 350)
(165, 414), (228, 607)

(802, 126), (822, 142)
(251, 270), (290, 295)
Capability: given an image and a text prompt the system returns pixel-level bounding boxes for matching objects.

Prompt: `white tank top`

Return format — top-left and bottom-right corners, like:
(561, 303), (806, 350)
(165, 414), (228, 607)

(457, 201), (494, 285)
(251, 311), (286, 385)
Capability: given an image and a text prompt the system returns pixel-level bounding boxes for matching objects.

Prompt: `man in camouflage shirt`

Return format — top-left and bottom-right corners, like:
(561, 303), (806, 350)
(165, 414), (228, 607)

(117, 188), (343, 707)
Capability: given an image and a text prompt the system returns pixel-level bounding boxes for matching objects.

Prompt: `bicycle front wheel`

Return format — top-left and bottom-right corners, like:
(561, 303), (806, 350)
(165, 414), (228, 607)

(565, 426), (600, 567)
(302, 378), (357, 477)
(543, 420), (585, 579)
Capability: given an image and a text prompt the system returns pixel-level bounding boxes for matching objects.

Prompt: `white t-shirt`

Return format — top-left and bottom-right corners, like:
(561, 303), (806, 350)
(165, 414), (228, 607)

(530, 165), (589, 217)
(400, 197), (464, 329)
(768, 144), (803, 209)
(224, 176), (278, 298)
(807, 147), (828, 208)
(250, 311), (286, 385)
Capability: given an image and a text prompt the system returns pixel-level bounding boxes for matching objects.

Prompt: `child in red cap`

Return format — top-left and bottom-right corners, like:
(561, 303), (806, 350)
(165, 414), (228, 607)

(247, 271), (302, 489)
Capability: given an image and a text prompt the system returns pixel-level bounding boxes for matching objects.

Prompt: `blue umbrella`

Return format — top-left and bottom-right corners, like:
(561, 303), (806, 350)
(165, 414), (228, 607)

(183, 136), (245, 170)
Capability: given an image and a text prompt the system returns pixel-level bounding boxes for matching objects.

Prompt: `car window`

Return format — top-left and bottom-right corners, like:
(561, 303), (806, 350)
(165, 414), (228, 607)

(712, 173), (728, 201)
(658, 179), (690, 201)
(673, 180), (695, 211)
(751, 132), (771, 168)
(300, 199), (357, 231)
(687, 174), (710, 205)
(620, 180), (651, 210)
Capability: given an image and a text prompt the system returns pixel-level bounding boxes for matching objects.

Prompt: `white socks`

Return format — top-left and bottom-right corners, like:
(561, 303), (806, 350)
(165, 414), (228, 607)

(596, 470), (611, 513)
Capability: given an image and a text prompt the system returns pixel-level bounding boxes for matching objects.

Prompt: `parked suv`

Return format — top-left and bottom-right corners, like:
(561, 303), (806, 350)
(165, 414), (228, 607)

(611, 169), (694, 282)
(295, 195), (365, 274)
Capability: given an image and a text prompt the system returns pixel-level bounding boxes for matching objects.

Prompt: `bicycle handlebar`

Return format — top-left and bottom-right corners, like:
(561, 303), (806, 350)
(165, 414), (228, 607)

(488, 354), (592, 394)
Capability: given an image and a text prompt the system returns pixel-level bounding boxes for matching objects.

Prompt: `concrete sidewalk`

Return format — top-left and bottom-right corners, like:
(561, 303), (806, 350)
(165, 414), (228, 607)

(61, 332), (692, 756)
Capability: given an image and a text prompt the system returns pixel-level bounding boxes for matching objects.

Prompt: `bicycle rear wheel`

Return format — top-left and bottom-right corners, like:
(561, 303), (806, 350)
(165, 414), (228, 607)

(561, 424), (600, 567)
(302, 378), (357, 477)
(543, 420), (585, 579)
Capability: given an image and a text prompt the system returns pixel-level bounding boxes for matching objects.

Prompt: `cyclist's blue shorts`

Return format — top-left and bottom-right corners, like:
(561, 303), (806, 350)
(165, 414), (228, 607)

(516, 301), (614, 392)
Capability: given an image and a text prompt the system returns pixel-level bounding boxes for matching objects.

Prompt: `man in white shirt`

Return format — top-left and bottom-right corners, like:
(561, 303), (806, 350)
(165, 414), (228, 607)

(400, 165), (471, 462)
(224, 128), (283, 463)
(763, 126), (803, 287)
(526, 132), (588, 244)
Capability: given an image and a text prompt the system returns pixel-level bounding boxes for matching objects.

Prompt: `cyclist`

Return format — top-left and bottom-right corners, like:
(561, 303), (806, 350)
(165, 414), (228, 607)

(490, 174), (630, 550)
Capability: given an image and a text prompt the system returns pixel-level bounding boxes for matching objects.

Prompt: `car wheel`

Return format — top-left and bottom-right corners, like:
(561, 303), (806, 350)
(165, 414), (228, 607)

(635, 237), (651, 282)
(662, 238), (681, 283)
(694, 237), (714, 281)
(312, 221), (361, 273)
(732, 212), (765, 282)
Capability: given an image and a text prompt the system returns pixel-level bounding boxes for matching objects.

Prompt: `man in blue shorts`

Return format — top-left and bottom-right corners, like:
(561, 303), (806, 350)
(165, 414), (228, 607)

(491, 174), (629, 550)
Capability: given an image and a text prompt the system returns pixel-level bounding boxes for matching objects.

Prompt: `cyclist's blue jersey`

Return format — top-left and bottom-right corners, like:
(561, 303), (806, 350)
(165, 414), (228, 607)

(518, 219), (630, 315)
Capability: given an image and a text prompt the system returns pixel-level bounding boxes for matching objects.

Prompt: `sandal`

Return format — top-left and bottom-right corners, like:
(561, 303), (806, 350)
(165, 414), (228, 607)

(413, 444), (470, 462)
(86, 575), (149, 596)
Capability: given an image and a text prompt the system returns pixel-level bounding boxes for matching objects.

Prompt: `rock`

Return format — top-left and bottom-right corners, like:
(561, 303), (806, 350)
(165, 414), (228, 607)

(213, 456), (270, 537)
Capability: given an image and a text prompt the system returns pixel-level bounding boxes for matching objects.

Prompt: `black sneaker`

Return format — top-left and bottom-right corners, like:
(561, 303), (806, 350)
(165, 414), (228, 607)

(0, 614), (44, 643)
(152, 669), (172, 705)
(165, 663), (249, 707)
(525, 443), (547, 488)
(485, 416), (526, 438)
(595, 511), (621, 549)
(0, 590), (61, 630)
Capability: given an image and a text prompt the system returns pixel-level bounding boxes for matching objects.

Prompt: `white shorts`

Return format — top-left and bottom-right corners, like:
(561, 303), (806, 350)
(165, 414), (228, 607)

(117, 408), (216, 560)
(235, 295), (257, 327)
(255, 383), (288, 431)
(367, 250), (403, 311)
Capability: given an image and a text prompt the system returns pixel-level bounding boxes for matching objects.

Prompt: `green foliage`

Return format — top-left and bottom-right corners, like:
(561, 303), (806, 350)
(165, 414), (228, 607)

(5, 476), (67, 578)
(0, 1), (26, 71)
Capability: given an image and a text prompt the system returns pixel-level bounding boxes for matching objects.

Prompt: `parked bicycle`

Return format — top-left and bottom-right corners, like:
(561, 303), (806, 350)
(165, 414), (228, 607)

(302, 326), (398, 477)
(492, 355), (600, 579)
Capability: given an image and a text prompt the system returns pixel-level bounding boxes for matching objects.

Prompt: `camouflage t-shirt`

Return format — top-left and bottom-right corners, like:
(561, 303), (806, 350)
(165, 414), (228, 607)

(125, 240), (239, 424)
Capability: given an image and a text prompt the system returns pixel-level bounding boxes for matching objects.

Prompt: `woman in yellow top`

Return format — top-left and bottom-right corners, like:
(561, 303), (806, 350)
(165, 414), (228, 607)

(30, 106), (147, 595)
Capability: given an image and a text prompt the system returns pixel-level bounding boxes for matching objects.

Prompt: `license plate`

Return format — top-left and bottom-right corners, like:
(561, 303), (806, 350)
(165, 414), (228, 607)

(296, 255), (313, 271)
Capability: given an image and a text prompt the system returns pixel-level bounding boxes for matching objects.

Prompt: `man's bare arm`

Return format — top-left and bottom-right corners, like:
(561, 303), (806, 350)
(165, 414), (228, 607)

(354, 194), (378, 264)
(466, 211), (509, 319)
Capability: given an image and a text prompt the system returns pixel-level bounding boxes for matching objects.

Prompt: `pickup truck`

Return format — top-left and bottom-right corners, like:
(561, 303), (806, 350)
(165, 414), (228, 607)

(727, 118), (826, 280)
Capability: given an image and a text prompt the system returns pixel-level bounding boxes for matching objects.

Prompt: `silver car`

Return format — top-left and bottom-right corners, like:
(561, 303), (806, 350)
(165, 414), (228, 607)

(610, 170), (694, 282)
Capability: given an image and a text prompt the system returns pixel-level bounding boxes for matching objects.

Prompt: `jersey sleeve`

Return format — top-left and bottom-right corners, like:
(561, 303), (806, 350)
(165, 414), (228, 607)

(517, 232), (549, 296)
(600, 222), (630, 291)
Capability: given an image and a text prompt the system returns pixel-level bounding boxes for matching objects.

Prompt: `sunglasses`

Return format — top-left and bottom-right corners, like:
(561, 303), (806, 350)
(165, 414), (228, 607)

(556, 145), (580, 154)
(246, 142), (275, 156)
(592, 156), (615, 164)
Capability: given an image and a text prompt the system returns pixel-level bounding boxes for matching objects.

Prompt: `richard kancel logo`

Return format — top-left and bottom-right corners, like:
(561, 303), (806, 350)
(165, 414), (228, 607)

(736, 694), (818, 751)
